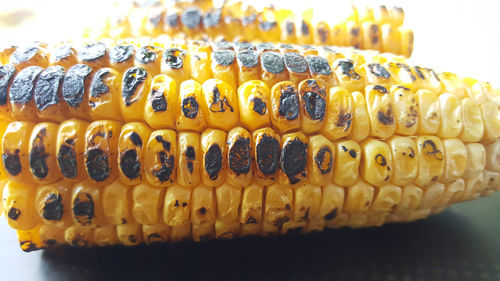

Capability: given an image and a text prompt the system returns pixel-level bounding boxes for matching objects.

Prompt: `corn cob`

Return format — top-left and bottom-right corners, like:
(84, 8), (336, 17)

(86, 1), (413, 57)
(1, 40), (500, 252)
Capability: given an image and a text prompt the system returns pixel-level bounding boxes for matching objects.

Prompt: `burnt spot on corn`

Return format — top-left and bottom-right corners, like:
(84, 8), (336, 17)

(324, 207), (338, 220)
(414, 66), (425, 80)
(10, 45), (40, 64)
(154, 135), (170, 151)
(228, 136), (251, 175)
(246, 216), (257, 224)
(237, 50), (259, 68)
(78, 42), (107, 62)
(284, 52), (308, 74)
(90, 68), (111, 102)
(241, 14), (256, 26)
(273, 216), (290, 227)
(375, 154), (387, 166)
(150, 89), (167, 112)
(261, 51), (284, 74)
(285, 20), (294, 36)
(205, 144), (222, 180)
(336, 109), (352, 129)
(53, 45), (73, 61)
(250, 97), (266, 115)
(20, 241), (41, 252)
(213, 49), (235, 66)
(349, 149), (357, 158)
(86, 148), (109, 182)
(315, 146), (333, 174)
(58, 140), (77, 178)
(181, 8), (201, 29)
(128, 132), (143, 147)
(3, 149), (21, 176)
(0, 64), (16, 105)
(110, 44), (134, 63)
(257, 42), (275, 52)
(149, 11), (163, 27)
(8, 207), (21, 220)
(73, 192), (94, 226)
(370, 24), (379, 45)
(10, 66), (43, 104)
(202, 9), (221, 28)
(29, 128), (49, 179)
(300, 20), (310, 35)
(163, 48), (185, 69)
(303, 81), (326, 120)
(306, 55), (332, 76)
(350, 27), (360, 37)
(234, 42), (255, 51)
(166, 13), (179, 28)
(281, 139), (307, 184)
(337, 59), (361, 80)
(422, 140), (443, 160)
(122, 67), (147, 106)
(137, 46), (161, 65)
(153, 150), (175, 183)
(408, 147), (415, 158)
(318, 25), (329, 43)
(34, 66), (64, 111)
(280, 44), (294, 50)
(259, 21), (277, 31)
(198, 207), (207, 215)
(70, 236), (88, 247)
(368, 63), (391, 79)
(373, 85), (389, 94)
(209, 86), (233, 113)
(213, 41), (233, 50)
(147, 233), (162, 244)
(185, 146), (195, 174)
(256, 134), (280, 176)
(182, 96), (199, 119)
(377, 106), (394, 125)
(120, 150), (141, 180)
(62, 64), (93, 107)
(42, 193), (63, 221)
(278, 85), (300, 120)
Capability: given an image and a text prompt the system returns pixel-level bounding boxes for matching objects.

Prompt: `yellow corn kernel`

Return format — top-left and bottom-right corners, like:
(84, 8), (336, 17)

(349, 91), (370, 142)
(264, 183), (293, 234)
(371, 184), (402, 212)
(441, 139), (467, 183)
(117, 223), (143, 246)
(463, 143), (486, 180)
(71, 181), (106, 228)
(331, 23), (347, 47)
(332, 59), (365, 93)
(384, 62), (416, 91)
(346, 21), (362, 50)
(294, 183), (321, 223)
(2, 121), (35, 184)
(17, 225), (43, 251)
(236, 49), (261, 86)
(191, 185), (216, 225)
(169, 223), (191, 242)
(439, 72), (468, 100)
(483, 170), (500, 191)
(94, 224), (118, 246)
(298, 79), (327, 134)
(269, 81), (301, 133)
(84, 120), (121, 185)
(177, 79), (207, 132)
(35, 181), (72, 227)
(361, 22), (382, 52)
(485, 139), (500, 172)
(438, 93), (463, 138)
(415, 89), (440, 135)
(201, 79), (239, 130)
(142, 223), (169, 244)
(135, 45), (163, 76)
(260, 51), (288, 87)
(144, 74), (178, 130)
(365, 85), (395, 139)
(388, 136), (417, 186)
(321, 87), (353, 141)
(240, 183), (263, 235)
(333, 140), (361, 187)
(142, 129), (177, 187)
(226, 127), (253, 188)
(419, 182), (445, 209)
(297, 19), (314, 45)
(361, 139), (392, 187)
(390, 85), (417, 135)
(439, 179), (465, 207)
(392, 184), (422, 218)
(29, 122), (61, 184)
(3, 180), (39, 230)
(279, 132), (308, 185)
(102, 179), (132, 225)
(120, 67), (151, 122)
(343, 180), (375, 214)
(56, 120), (89, 182)
(381, 24), (401, 55)
(363, 62), (393, 88)
(306, 135), (335, 186)
(176, 132), (200, 187)
(415, 136), (445, 187)
(188, 41), (213, 84)
(399, 27), (414, 58)
(192, 222), (215, 242)
(237, 80), (271, 131)
(463, 173), (485, 201)
(211, 49), (237, 89)
(320, 183), (344, 227)
(89, 68), (122, 121)
(459, 98), (484, 142)
(215, 220), (240, 239)
(161, 46), (191, 82)
(216, 183), (242, 222)
(163, 184), (191, 226)
(132, 182), (165, 225)
(118, 122), (152, 185)
(480, 102), (500, 143)
(200, 129), (226, 187)
(39, 224), (65, 247)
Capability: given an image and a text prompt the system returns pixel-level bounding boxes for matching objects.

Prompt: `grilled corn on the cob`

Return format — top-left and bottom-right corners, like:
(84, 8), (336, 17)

(1, 40), (500, 251)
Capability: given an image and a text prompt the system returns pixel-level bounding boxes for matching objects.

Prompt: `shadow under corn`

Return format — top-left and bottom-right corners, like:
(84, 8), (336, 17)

(40, 209), (500, 281)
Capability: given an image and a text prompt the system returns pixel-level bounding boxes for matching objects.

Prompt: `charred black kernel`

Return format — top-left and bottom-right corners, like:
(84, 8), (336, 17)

(306, 55), (332, 75)
(285, 20), (294, 35)
(318, 25), (328, 43)
(10, 45), (40, 65)
(73, 192), (94, 225)
(122, 67), (147, 106)
(302, 45), (315, 50)
(408, 147), (415, 158)
(280, 44), (294, 50)
(315, 147), (333, 174)
(285, 204), (291, 210)
(256, 135), (280, 175)
(337, 59), (360, 80)
(182, 202), (188, 207)
(375, 154), (387, 166)
(127, 132), (142, 147)
(234, 42), (255, 51)
(181, 8), (201, 29)
(324, 208), (337, 220)
(229, 137), (251, 175)
(278, 86), (300, 120)
(202, 9), (221, 28)
(90, 68), (110, 100)
(300, 20), (310, 35)
(342, 146), (348, 152)
(150, 89), (167, 112)
(414, 66), (425, 80)
(205, 144), (222, 180)
(163, 48), (185, 69)
(153, 151), (175, 183)
(213, 49), (235, 66)
(182, 96), (199, 118)
(42, 193), (63, 221)
(373, 85), (389, 94)
(368, 63), (391, 79)
(241, 14), (256, 26)
(62, 64), (93, 107)
(209, 86), (233, 112)
(250, 97), (266, 115)
(166, 13), (179, 28)
(110, 44), (134, 63)
(246, 216), (257, 224)
(78, 42), (106, 62)
(10, 66), (43, 104)
(284, 52), (308, 73)
(20, 241), (41, 252)
(422, 140), (443, 160)
(349, 149), (357, 158)
(336, 109), (352, 129)
(256, 42), (275, 52)
(8, 207), (20, 220)
(34, 65), (64, 111)
(259, 21), (277, 31)
(273, 216), (290, 227)
(58, 143), (77, 178)
(281, 139), (307, 184)
(185, 146), (196, 160)
(370, 25), (379, 45)
(3, 150), (21, 176)
(0, 64), (16, 105)
(427, 68), (440, 81)
(53, 45), (73, 61)
(86, 148), (109, 182)
(29, 128), (49, 179)
(120, 150), (141, 180)
(377, 108), (394, 125)
(237, 50), (259, 68)
(149, 11), (163, 27)
(303, 91), (326, 120)
(213, 41), (233, 50)
(350, 27), (360, 37)
(261, 51), (284, 74)
(147, 233), (162, 244)
(198, 207), (207, 215)
(136, 46), (160, 65)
